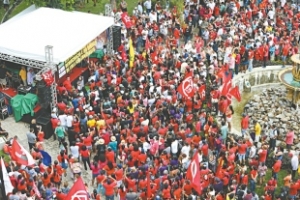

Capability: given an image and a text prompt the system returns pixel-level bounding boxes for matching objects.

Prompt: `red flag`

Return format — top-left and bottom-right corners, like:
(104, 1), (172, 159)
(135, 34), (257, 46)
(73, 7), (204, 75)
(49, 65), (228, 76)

(121, 12), (133, 29)
(177, 73), (194, 99)
(216, 68), (225, 80)
(221, 79), (232, 96)
(33, 181), (41, 198)
(147, 171), (151, 198)
(222, 70), (232, 84)
(65, 177), (89, 199)
(186, 153), (201, 195)
(11, 139), (35, 166)
(199, 84), (206, 99)
(42, 70), (54, 86)
(145, 37), (151, 51)
(229, 86), (241, 102)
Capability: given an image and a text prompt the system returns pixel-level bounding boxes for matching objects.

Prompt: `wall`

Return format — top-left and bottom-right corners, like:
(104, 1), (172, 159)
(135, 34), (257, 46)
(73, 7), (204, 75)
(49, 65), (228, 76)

(231, 65), (292, 92)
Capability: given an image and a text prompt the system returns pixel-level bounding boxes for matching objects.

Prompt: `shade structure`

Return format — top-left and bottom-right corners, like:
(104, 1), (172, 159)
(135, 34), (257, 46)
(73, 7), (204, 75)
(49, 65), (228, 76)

(0, 7), (114, 64)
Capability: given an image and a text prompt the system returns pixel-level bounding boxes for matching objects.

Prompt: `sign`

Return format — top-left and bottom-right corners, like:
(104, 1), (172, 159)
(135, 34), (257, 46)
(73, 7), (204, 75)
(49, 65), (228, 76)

(58, 63), (66, 78)
(65, 39), (96, 73)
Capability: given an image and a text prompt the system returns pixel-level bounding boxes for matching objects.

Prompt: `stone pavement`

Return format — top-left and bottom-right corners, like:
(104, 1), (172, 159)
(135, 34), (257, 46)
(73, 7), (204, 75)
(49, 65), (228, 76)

(1, 116), (95, 193)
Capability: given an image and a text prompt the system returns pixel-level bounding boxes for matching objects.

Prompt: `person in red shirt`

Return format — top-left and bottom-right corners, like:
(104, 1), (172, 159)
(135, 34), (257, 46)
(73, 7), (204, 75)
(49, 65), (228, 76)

(102, 176), (117, 200)
(237, 140), (248, 164)
(281, 42), (290, 68)
(289, 179), (299, 198)
(262, 43), (269, 68)
(258, 146), (268, 164)
(80, 145), (91, 170)
(106, 147), (115, 163)
(272, 159), (282, 180)
(183, 180), (193, 196)
(241, 113), (249, 137)
(63, 76), (72, 92)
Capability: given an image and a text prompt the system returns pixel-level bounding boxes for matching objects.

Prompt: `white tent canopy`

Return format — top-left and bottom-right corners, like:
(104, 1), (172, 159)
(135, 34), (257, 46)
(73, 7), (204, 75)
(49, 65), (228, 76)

(0, 7), (114, 64)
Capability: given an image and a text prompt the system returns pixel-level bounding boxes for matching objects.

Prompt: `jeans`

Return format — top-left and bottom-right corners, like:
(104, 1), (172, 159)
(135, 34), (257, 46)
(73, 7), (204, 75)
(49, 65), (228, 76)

(238, 153), (246, 161)
(248, 59), (253, 72)
(269, 138), (276, 150)
(292, 170), (297, 180)
(106, 194), (114, 200)
(241, 129), (247, 136)
(249, 179), (256, 192)
(263, 56), (268, 68)
(234, 63), (239, 75)
(28, 143), (35, 150)
(82, 156), (91, 170)
(272, 171), (278, 179)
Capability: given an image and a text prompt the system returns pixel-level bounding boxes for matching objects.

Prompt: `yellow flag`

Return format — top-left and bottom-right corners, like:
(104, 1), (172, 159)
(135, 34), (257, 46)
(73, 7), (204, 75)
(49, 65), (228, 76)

(129, 38), (135, 68)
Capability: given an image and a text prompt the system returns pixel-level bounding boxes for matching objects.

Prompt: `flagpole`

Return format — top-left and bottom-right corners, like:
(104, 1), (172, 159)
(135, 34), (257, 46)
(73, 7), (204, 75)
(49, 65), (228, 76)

(146, 170), (151, 199)
(0, 157), (8, 200)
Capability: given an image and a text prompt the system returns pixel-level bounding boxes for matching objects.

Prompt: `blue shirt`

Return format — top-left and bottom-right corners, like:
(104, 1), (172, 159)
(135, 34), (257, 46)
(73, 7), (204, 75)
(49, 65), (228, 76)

(108, 141), (117, 153)
(72, 98), (79, 109)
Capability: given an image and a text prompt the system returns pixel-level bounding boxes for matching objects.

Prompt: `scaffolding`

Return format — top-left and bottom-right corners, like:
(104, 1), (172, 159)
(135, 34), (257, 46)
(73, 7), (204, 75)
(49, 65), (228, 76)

(105, 4), (114, 55)
(0, 52), (46, 69)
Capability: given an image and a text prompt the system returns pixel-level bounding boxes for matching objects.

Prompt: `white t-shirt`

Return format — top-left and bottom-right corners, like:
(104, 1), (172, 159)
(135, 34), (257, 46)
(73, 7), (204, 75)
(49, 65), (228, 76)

(171, 140), (179, 154)
(70, 145), (79, 158)
(267, 10), (275, 19)
(66, 115), (73, 128)
(181, 145), (190, 156)
(58, 114), (67, 126)
(149, 12), (157, 23)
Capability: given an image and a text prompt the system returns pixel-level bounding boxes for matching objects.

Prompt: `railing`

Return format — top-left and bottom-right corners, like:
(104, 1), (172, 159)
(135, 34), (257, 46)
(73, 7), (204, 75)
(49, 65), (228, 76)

(231, 65), (292, 92)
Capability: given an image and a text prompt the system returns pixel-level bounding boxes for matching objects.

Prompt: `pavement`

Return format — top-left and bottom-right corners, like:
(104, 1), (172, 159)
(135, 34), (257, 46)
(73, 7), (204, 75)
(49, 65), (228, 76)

(1, 116), (95, 193)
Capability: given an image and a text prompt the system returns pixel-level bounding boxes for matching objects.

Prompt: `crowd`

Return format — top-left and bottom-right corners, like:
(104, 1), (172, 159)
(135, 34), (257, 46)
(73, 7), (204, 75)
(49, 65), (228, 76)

(2, 0), (300, 199)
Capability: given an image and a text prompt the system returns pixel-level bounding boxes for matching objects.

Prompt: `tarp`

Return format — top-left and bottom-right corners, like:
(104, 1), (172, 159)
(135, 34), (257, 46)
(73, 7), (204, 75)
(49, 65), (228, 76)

(10, 93), (38, 122)
(0, 7), (114, 64)
(89, 49), (104, 59)
(10, 95), (24, 122)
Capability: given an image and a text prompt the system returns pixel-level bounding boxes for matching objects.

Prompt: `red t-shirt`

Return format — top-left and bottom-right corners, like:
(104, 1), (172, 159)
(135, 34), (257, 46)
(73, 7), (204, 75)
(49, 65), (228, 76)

(80, 149), (89, 158)
(238, 144), (248, 154)
(103, 181), (117, 196)
(259, 149), (267, 162)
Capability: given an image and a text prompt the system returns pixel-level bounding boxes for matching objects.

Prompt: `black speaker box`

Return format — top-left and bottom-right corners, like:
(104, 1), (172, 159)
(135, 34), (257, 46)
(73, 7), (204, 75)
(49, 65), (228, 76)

(112, 26), (122, 51)
(36, 116), (53, 139)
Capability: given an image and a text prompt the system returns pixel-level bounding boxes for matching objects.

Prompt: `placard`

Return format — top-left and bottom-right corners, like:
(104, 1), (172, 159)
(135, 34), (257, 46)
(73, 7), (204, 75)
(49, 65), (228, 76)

(58, 63), (66, 78)
(64, 39), (97, 72)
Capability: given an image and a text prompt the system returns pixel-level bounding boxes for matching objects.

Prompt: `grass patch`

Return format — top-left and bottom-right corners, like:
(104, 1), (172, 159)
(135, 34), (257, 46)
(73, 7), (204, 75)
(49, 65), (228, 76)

(7, 1), (31, 19)
(75, 0), (109, 15)
(6, 0), (138, 19)
(255, 169), (287, 196)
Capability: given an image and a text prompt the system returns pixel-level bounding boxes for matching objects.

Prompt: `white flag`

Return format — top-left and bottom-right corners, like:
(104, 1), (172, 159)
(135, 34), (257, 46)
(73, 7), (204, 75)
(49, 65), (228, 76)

(1, 157), (13, 195)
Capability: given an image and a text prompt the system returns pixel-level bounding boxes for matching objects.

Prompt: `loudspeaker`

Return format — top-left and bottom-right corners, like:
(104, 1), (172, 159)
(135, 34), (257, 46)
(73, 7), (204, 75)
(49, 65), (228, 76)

(36, 116), (53, 139)
(112, 26), (122, 51)
(36, 80), (51, 109)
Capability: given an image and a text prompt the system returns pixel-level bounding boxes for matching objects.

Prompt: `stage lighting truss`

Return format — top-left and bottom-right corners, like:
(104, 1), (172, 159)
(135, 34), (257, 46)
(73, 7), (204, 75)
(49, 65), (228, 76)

(0, 52), (46, 69)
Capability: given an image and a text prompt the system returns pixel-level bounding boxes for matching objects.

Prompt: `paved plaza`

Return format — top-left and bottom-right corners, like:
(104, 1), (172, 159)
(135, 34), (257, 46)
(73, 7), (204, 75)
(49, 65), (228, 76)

(1, 116), (94, 192)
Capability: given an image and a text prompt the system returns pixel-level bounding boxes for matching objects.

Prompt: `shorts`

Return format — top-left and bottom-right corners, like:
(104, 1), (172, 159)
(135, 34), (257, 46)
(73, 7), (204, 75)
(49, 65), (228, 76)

(226, 117), (232, 123)
(241, 61), (249, 66)
(87, 145), (92, 150)
(0, 78), (7, 85)
(92, 173), (99, 179)
(282, 56), (287, 61)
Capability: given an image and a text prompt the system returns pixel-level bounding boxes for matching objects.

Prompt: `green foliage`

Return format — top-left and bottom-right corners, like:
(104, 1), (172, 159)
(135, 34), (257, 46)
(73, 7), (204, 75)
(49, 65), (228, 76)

(169, 0), (184, 25)
(24, 0), (46, 7)
(24, 0), (74, 10)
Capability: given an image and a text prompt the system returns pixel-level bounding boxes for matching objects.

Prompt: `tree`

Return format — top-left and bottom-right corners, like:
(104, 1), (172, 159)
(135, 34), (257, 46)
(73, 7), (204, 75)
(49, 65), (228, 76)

(25, 0), (74, 11)
(169, 0), (185, 25)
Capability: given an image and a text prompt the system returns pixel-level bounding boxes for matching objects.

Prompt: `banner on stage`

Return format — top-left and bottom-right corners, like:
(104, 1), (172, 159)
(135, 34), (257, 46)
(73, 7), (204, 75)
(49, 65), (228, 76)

(64, 39), (97, 73)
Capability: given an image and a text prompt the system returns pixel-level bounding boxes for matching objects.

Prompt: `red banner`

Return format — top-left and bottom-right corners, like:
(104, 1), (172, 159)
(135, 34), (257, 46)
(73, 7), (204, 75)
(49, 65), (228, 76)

(121, 12), (133, 29)
(177, 73), (194, 99)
